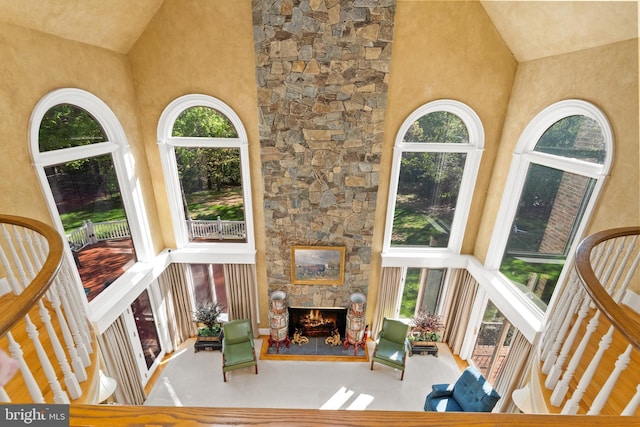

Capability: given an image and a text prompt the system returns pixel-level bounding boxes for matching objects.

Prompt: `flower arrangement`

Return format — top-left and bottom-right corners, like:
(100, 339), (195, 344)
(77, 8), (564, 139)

(409, 310), (444, 343)
(193, 302), (224, 336)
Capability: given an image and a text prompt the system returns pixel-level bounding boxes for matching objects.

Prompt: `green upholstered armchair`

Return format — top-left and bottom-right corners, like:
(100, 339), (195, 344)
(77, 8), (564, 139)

(370, 318), (409, 380)
(222, 319), (258, 382)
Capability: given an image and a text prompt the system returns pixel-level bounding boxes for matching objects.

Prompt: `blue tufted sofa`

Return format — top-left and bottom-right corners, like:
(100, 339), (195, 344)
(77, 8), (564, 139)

(424, 366), (500, 412)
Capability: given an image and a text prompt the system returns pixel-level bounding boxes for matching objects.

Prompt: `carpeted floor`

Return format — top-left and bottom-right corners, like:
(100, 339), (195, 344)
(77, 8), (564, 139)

(144, 337), (464, 411)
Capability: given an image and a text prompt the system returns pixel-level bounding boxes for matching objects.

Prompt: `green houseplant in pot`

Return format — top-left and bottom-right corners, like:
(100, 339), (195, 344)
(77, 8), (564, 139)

(409, 310), (444, 356)
(193, 302), (224, 342)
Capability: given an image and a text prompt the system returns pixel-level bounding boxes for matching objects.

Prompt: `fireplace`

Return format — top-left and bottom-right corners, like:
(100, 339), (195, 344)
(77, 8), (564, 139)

(288, 307), (347, 338)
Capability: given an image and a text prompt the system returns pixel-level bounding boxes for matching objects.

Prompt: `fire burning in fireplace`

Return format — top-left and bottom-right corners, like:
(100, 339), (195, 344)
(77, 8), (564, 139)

(288, 307), (347, 337)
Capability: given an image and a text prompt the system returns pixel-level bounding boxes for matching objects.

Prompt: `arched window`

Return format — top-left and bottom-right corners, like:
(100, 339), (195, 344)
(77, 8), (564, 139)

(157, 95), (254, 252)
(383, 100), (484, 254)
(30, 88), (153, 302)
(487, 100), (613, 312)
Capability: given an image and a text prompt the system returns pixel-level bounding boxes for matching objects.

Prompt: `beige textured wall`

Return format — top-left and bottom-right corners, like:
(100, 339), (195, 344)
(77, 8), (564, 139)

(366, 0), (517, 318)
(127, 1), (267, 319)
(475, 39), (640, 262)
(0, 22), (161, 249)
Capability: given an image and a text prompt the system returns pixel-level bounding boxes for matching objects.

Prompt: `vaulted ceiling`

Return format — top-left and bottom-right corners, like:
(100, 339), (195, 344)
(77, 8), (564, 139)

(0, 0), (636, 61)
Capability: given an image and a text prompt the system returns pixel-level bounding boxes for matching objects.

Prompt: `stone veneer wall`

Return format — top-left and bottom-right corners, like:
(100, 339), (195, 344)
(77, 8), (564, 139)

(252, 0), (395, 307)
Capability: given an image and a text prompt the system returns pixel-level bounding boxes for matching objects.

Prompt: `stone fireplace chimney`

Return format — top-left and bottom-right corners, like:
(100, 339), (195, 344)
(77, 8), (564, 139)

(252, 0), (396, 307)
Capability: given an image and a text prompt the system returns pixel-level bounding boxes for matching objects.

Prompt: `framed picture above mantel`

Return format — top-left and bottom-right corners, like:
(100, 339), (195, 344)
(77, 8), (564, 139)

(291, 245), (345, 285)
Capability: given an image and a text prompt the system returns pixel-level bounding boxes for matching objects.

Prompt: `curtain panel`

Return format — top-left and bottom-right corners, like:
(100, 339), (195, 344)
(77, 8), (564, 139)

(443, 269), (478, 355)
(492, 330), (533, 413)
(370, 266), (403, 339)
(223, 263), (259, 337)
(98, 315), (146, 405)
(158, 263), (197, 351)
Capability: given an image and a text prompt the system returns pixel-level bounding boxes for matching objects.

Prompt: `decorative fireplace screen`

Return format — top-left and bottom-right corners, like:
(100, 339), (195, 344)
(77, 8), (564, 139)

(288, 307), (347, 337)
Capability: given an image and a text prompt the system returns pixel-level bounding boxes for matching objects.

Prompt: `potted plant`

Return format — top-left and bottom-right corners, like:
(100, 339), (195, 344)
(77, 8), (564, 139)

(408, 310), (444, 356)
(193, 302), (224, 343)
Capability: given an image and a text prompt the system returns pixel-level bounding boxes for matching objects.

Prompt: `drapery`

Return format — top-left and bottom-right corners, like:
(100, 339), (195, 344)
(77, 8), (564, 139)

(98, 315), (146, 405)
(492, 330), (533, 413)
(370, 267), (403, 339)
(158, 263), (197, 351)
(442, 269), (478, 355)
(223, 263), (259, 337)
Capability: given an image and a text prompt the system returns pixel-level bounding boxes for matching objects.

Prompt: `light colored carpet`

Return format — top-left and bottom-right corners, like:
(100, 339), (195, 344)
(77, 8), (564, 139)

(144, 338), (462, 412)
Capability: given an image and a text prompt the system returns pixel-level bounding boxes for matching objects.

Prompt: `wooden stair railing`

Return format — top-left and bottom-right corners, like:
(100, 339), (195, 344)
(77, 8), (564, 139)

(536, 226), (640, 416)
(575, 227), (640, 349)
(0, 214), (97, 404)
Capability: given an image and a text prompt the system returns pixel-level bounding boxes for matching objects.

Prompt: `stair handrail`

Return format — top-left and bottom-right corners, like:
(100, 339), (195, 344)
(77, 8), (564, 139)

(574, 226), (640, 350)
(0, 214), (64, 337)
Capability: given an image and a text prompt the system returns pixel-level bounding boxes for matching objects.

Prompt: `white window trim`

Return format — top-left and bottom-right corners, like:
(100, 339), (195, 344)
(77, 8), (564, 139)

(29, 88), (155, 312)
(484, 99), (613, 324)
(157, 94), (256, 255)
(382, 99), (484, 258)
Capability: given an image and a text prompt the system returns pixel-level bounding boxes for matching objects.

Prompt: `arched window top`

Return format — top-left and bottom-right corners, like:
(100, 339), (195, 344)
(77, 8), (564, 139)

(516, 99), (613, 173)
(172, 106), (238, 138)
(38, 104), (107, 151)
(30, 88), (129, 163)
(396, 99), (484, 149)
(158, 94), (247, 143)
(402, 111), (469, 144)
(534, 115), (605, 164)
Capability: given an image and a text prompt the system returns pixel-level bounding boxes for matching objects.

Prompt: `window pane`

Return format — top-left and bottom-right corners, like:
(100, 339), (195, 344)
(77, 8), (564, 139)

(46, 154), (137, 300)
(471, 301), (513, 383)
(419, 269), (444, 314)
(131, 290), (162, 370)
(399, 268), (445, 318)
(39, 104), (107, 151)
(535, 115), (605, 164)
(190, 264), (228, 313)
(399, 268), (421, 318)
(392, 152), (466, 247)
(175, 147), (246, 242)
(402, 111), (468, 144)
(500, 164), (595, 310)
(172, 106), (237, 138)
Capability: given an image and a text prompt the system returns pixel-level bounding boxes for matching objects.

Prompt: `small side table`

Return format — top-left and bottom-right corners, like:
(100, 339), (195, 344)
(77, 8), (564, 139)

(194, 333), (223, 352)
(409, 342), (438, 357)
(268, 336), (291, 353)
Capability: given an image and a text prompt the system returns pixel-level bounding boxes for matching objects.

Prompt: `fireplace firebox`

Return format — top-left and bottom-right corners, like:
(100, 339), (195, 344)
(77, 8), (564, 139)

(288, 307), (347, 338)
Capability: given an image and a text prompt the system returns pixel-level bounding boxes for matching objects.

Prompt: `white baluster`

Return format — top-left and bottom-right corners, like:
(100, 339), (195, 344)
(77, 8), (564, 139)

(49, 282), (87, 382)
(24, 315), (69, 404)
(599, 236), (627, 294)
(587, 243), (607, 309)
(38, 301), (82, 399)
(17, 226), (36, 280)
(587, 344), (633, 415)
(55, 277), (91, 367)
(613, 240), (640, 303)
(2, 224), (29, 290)
(551, 310), (600, 405)
(59, 261), (92, 356)
(7, 332), (44, 403)
(17, 227), (81, 399)
(562, 326), (614, 414)
(0, 236), (21, 293)
(0, 386), (10, 402)
(542, 282), (582, 374)
(622, 384), (640, 416)
(546, 296), (590, 389)
(541, 278), (577, 362)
